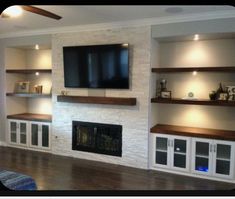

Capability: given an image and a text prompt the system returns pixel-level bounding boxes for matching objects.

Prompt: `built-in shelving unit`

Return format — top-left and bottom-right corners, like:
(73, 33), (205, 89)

(6, 93), (51, 98)
(6, 69), (52, 74)
(7, 113), (52, 122)
(150, 124), (235, 141)
(151, 98), (235, 107)
(151, 66), (235, 73)
(57, 95), (137, 106)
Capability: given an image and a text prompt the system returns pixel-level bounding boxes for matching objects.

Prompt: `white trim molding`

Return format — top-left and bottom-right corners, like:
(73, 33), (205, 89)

(0, 141), (7, 146)
(0, 10), (235, 39)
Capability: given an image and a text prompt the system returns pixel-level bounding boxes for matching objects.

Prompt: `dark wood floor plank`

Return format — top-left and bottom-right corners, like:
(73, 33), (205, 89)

(0, 146), (234, 190)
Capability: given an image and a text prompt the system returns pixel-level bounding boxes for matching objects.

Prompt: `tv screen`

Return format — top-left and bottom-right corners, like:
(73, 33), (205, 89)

(63, 44), (129, 89)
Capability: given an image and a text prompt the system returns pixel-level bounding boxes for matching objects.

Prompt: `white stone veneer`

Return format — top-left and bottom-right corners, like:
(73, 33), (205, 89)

(52, 26), (151, 169)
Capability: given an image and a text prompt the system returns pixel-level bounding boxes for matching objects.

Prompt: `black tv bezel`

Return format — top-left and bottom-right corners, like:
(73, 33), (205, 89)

(63, 43), (130, 89)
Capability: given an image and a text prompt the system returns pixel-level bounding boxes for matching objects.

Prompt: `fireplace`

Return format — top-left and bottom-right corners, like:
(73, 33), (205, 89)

(72, 121), (122, 157)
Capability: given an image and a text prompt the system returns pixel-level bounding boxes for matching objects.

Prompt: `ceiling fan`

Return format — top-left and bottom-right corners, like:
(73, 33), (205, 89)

(1, 5), (62, 20)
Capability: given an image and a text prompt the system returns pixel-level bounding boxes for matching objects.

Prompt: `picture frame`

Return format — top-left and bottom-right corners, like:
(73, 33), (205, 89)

(228, 94), (235, 101)
(218, 92), (228, 101)
(14, 81), (30, 93)
(161, 91), (171, 99)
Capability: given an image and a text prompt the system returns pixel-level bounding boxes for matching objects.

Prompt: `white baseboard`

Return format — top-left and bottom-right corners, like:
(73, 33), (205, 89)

(0, 141), (7, 146)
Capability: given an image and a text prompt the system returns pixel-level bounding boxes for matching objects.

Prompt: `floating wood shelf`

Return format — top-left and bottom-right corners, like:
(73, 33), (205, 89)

(150, 124), (235, 141)
(151, 98), (235, 107)
(6, 93), (52, 98)
(6, 69), (52, 74)
(151, 66), (235, 73)
(7, 113), (52, 123)
(57, 95), (137, 106)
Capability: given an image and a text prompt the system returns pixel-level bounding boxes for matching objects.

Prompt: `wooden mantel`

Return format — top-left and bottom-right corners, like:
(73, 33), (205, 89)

(57, 95), (137, 106)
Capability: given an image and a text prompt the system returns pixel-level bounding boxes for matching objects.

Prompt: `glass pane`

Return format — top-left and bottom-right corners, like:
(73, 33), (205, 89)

(156, 137), (168, 151)
(195, 157), (209, 172)
(20, 134), (26, 144)
(196, 142), (209, 156)
(11, 133), (16, 143)
(10, 122), (17, 132)
(174, 139), (186, 153)
(217, 144), (231, 160)
(20, 123), (26, 133)
(156, 151), (167, 165)
(174, 154), (186, 168)
(31, 124), (38, 146)
(42, 125), (49, 147)
(216, 160), (230, 175)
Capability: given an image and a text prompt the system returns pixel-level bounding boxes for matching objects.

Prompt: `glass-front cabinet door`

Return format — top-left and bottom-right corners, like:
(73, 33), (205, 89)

(213, 140), (235, 179)
(154, 134), (171, 168)
(31, 123), (39, 147)
(19, 122), (27, 145)
(192, 138), (213, 176)
(171, 136), (190, 172)
(30, 122), (51, 149)
(9, 120), (17, 144)
(41, 124), (50, 148)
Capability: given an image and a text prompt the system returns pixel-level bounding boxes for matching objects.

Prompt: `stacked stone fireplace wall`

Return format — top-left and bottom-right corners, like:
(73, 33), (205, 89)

(52, 26), (151, 169)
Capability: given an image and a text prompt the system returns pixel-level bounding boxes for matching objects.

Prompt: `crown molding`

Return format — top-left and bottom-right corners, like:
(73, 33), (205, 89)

(0, 10), (235, 39)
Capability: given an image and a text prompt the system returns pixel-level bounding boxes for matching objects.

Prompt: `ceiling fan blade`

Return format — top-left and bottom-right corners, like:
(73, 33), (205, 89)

(21, 6), (62, 20)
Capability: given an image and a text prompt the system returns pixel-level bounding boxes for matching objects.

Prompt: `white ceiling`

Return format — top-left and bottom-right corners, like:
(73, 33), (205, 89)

(0, 5), (235, 36)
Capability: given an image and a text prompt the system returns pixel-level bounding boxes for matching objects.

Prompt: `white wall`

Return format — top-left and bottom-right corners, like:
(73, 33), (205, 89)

(52, 26), (151, 169)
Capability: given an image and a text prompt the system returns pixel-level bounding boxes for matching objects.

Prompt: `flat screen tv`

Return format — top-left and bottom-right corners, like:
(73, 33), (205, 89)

(63, 43), (129, 89)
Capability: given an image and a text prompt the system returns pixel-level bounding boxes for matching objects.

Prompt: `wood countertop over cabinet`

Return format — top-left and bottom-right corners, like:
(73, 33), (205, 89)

(150, 124), (235, 141)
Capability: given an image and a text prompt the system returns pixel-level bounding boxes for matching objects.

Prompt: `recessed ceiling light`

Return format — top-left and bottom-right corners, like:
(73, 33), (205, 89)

(192, 71), (197, 76)
(2, 6), (23, 18)
(165, 7), (183, 14)
(194, 34), (199, 41)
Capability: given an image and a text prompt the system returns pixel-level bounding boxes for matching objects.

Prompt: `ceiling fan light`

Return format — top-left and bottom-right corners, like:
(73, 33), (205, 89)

(2, 6), (23, 17)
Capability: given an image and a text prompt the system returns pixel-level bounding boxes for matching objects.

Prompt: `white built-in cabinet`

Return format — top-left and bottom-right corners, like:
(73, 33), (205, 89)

(29, 122), (51, 150)
(9, 120), (28, 146)
(192, 138), (235, 180)
(151, 133), (235, 182)
(8, 119), (51, 151)
(152, 134), (190, 172)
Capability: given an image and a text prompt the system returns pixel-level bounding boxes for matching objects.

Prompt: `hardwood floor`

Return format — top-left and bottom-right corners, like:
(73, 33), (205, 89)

(0, 146), (234, 191)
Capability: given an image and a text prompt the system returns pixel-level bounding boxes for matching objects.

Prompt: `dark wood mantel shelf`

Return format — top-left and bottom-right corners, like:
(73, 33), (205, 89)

(57, 95), (137, 106)
(151, 124), (235, 141)
(7, 113), (52, 123)
(6, 69), (52, 74)
(151, 98), (235, 107)
(151, 66), (235, 73)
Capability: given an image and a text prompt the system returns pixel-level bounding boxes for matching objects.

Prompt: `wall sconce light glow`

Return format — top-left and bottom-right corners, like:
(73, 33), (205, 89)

(192, 71), (197, 76)
(194, 34), (199, 41)
(3, 6), (23, 17)
(35, 72), (40, 76)
(35, 44), (39, 50)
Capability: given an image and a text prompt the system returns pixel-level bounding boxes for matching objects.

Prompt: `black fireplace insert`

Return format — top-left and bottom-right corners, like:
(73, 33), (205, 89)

(72, 121), (122, 157)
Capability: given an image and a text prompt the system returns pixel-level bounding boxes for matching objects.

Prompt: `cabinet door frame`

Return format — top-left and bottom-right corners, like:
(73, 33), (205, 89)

(212, 140), (235, 179)
(40, 122), (51, 150)
(171, 135), (191, 172)
(152, 133), (171, 169)
(191, 137), (213, 176)
(17, 120), (29, 146)
(8, 119), (18, 145)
